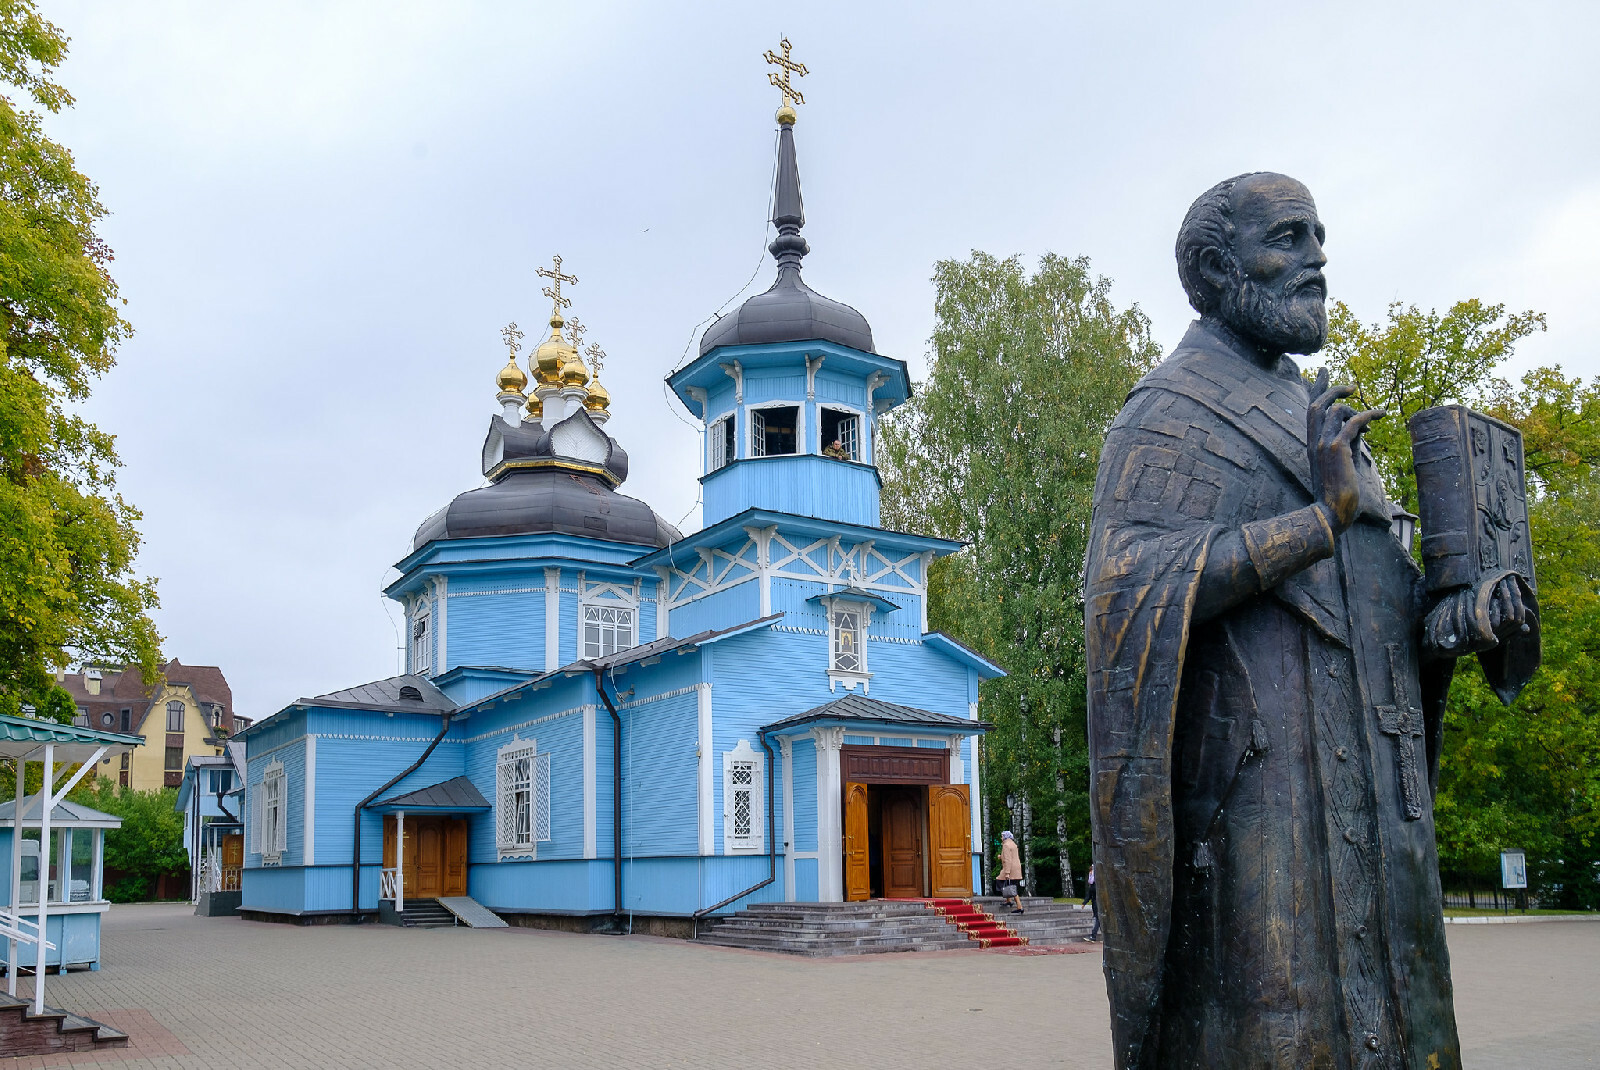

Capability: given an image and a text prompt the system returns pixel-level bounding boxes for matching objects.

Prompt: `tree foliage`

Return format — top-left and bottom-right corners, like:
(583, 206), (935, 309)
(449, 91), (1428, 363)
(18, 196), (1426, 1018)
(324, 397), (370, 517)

(1316, 299), (1600, 908)
(0, 0), (160, 707)
(879, 252), (1159, 892)
(68, 780), (186, 902)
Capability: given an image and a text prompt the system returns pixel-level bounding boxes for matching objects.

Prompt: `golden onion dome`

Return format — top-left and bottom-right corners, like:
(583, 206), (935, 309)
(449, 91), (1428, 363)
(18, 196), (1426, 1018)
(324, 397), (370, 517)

(495, 353), (528, 394)
(584, 377), (610, 412)
(524, 392), (543, 419)
(560, 349), (590, 387)
(532, 312), (574, 386)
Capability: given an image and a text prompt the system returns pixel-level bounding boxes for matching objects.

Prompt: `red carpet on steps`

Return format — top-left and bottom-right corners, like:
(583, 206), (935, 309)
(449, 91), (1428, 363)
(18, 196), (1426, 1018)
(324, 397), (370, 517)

(923, 897), (1028, 948)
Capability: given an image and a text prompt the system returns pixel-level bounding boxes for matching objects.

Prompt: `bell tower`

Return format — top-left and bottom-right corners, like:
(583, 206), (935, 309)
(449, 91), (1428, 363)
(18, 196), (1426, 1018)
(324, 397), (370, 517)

(667, 40), (910, 528)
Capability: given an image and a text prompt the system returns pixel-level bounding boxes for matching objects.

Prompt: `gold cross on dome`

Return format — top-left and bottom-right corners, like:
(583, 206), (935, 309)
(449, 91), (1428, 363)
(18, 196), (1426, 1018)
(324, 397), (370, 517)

(536, 254), (578, 313)
(764, 37), (807, 110)
(500, 321), (523, 358)
(586, 343), (606, 378)
(566, 316), (588, 353)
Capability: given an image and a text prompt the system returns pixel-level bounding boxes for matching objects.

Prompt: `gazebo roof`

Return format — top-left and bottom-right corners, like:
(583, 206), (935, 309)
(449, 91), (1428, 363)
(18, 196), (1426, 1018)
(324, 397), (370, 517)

(0, 795), (122, 829)
(0, 713), (142, 764)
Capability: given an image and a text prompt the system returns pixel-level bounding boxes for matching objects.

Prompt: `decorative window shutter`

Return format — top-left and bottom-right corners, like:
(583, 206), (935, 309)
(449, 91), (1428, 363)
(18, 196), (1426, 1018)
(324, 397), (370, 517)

(250, 787), (261, 856)
(496, 739), (541, 857)
(534, 751), (552, 842)
(273, 771), (288, 855)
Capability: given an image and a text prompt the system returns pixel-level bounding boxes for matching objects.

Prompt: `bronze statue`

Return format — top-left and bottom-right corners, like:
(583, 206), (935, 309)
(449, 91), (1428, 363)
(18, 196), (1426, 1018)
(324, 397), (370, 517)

(1085, 173), (1539, 1069)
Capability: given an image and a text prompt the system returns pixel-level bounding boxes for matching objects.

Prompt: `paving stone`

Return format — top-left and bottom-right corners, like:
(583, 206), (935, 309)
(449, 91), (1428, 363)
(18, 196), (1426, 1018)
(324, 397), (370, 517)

(1, 902), (1592, 1069)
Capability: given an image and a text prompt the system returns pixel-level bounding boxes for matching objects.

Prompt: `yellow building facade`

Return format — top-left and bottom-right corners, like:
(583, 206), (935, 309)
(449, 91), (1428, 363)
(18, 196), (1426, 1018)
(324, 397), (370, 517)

(60, 660), (237, 791)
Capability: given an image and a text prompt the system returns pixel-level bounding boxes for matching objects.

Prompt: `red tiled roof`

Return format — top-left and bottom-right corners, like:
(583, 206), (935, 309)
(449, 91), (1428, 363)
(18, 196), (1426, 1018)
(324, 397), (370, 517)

(57, 659), (235, 735)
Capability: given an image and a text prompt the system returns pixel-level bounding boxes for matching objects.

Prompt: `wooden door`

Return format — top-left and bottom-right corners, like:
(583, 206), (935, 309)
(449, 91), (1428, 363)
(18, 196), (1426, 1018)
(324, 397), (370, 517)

(927, 784), (972, 898)
(444, 818), (468, 896)
(415, 819), (443, 897)
(843, 782), (871, 902)
(220, 833), (243, 892)
(882, 789), (925, 898)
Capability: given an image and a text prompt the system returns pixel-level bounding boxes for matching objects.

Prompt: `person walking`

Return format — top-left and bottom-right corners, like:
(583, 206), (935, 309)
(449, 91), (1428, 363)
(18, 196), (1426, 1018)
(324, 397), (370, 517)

(997, 831), (1025, 914)
(1085, 863), (1100, 941)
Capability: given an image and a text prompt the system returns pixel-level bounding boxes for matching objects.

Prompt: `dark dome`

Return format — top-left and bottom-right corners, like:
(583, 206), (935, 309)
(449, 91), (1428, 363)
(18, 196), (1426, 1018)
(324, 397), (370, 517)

(412, 468), (682, 552)
(699, 266), (874, 356)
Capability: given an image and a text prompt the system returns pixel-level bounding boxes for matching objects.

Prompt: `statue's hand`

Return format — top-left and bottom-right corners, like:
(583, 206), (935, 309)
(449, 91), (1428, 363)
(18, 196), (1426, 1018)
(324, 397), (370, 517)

(1307, 368), (1386, 530)
(1424, 572), (1536, 657)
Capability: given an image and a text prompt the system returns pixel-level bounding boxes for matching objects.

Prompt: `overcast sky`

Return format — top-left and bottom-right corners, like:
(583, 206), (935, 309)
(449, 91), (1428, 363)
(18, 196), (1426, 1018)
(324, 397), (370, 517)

(42, 1), (1598, 718)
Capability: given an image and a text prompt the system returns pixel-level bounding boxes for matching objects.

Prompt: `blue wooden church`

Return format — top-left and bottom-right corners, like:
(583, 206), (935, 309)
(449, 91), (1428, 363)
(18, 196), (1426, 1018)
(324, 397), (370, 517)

(237, 89), (1001, 928)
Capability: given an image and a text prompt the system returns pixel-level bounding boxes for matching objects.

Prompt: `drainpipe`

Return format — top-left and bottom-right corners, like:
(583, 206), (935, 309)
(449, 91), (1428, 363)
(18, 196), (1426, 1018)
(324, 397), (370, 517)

(350, 711), (453, 914)
(591, 668), (624, 919)
(692, 728), (776, 925)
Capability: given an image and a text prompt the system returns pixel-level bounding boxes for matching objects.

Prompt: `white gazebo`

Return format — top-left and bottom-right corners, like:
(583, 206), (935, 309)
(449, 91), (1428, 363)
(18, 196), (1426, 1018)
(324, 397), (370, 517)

(0, 713), (141, 1013)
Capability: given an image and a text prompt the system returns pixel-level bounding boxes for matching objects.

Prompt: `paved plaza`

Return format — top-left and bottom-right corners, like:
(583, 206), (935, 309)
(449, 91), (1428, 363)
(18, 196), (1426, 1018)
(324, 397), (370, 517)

(4, 904), (1595, 1068)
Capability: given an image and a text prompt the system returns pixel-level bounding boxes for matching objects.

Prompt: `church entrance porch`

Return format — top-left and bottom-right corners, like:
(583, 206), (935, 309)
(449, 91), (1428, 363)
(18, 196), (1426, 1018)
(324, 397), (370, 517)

(381, 816), (468, 900)
(840, 745), (971, 902)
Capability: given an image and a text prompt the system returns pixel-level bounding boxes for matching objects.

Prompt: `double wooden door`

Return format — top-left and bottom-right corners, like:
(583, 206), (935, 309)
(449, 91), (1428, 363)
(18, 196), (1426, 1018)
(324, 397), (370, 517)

(383, 816), (468, 898)
(843, 783), (970, 901)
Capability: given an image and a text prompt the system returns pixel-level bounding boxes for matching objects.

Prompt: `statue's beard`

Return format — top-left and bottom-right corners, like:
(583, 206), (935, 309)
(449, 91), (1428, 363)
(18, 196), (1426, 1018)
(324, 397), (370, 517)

(1220, 270), (1328, 355)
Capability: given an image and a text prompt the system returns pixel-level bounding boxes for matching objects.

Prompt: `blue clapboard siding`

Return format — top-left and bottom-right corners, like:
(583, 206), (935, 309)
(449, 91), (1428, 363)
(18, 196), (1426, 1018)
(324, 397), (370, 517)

(620, 690), (698, 855)
(794, 857), (819, 902)
(471, 859), (611, 913)
(0, 912), (103, 969)
(790, 737), (817, 852)
(812, 368), (868, 409)
(446, 591), (545, 671)
(241, 865), (306, 914)
(744, 371), (806, 405)
(667, 581), (762, 638)
(702, 456), (880, 527)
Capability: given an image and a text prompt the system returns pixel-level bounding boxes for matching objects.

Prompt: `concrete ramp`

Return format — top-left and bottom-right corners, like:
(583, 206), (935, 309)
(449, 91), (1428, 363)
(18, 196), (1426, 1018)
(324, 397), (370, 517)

(437, 896), (508, 928)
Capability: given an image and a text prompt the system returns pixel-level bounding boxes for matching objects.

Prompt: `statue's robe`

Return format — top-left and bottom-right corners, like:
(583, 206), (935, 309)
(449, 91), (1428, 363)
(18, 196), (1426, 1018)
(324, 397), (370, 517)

(1086, 321), (1462, 1069)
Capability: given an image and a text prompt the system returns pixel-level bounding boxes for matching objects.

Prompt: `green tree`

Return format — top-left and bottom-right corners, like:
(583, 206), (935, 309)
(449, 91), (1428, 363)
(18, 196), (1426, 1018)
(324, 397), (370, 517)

(68, 780), (186, 902)
(0, 0), (161, 711)
(879, 252), (1159, 895)
(1316, 299), (1600, 908)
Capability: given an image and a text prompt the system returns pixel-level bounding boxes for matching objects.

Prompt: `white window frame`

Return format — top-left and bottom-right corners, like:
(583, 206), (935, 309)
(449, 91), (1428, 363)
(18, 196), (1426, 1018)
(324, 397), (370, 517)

(581, 600), (637, 659)
(825, 597), (873, 692)
(708, 413), (735, 471)
(819, 404), (865, 462)
(747, 401), (804, 459)
(496, 739), (551, 860)
(722, 739), (765, 854)
(410, 599), (431, 676)
(258, 761), (287, 866)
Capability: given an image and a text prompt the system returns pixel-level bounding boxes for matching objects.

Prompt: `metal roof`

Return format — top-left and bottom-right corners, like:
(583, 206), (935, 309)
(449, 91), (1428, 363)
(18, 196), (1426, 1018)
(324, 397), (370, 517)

(370, 776), (490, 812)
(805, 586), (902, 614)
(0, 795), (122, 829)
(301, 675), (456, 714)
(0, 713), (143, 763)
(762, 694), (990, 734)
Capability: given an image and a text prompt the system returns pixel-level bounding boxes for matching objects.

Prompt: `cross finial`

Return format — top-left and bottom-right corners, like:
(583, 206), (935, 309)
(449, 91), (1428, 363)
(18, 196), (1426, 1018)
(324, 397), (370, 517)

(586, 342), (605, 378)
(764, 37), (807, 119)
(536, 254), (579, 315)
(500, 321), (524, 358)
(566, 316), (588, 354)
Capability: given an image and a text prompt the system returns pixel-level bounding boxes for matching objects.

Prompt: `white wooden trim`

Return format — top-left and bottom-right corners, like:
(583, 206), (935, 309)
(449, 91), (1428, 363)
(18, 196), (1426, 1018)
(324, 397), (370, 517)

(811, 727), (844, 902)
(303, 735), (316, 866)
(653, 567), (671, 637)
(780, 737), (795, 900)
(697, 683), (714, 856)
(543, 567), (561, 671)
(433, 576), (448, 673)
(583, 706), (597, 860)
(816, 400), (867, 460)
(745, 398), (806, 460)
(968, 704), (982, 851)
(721, 740), (765, 854)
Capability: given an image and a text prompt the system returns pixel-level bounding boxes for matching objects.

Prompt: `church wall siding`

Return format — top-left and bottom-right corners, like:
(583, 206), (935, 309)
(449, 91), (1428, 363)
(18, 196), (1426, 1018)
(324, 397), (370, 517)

(240, 866), (307, 914)
(619, 690), (699, 856)
(790, 737), (818, 853)
(744, 372), (806, 405)
(812, 369), (867, 409)
(701, 456), (880, 528)
(666, 581), (762, 639)
(470, 858), (608, 914)
(447, 591), (545, 671)
(312, 732), (465, 870)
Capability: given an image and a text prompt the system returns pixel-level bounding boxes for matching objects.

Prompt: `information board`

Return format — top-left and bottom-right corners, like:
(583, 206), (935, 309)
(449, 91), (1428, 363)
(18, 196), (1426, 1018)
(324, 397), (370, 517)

(1500, 849), (1528, 890)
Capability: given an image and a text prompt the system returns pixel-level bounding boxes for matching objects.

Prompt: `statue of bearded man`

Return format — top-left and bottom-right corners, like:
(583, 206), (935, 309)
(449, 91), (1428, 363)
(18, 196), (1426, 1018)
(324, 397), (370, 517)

(1084, 173), (1535, 1070)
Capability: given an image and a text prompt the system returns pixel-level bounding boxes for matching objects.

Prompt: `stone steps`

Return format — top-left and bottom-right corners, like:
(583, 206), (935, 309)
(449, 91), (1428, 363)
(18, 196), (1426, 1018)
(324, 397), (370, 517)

(698, 902), (979, 956)
(973, 897), (1098, 945)
(0, 994), (128, 1058)
(396, 900), (458, 928)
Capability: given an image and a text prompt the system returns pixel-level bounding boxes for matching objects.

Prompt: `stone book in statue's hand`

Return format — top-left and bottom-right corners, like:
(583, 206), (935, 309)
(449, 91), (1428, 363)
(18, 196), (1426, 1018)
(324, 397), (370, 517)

(1410, 404), (1541, 702)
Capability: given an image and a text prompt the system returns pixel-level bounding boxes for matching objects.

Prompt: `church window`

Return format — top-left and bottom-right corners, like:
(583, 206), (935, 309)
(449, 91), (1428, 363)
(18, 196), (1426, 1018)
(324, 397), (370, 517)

(256, 762), (287, 866)
(496, 740), (550, 859)
(709, 414), (735, 471)
(167, 700), (185, 731)
(722, 740), (765, 853)
(411, 604), (431, 675)
(751, 405), (799, 457)
(820, 408), (861, 461)
(831, 603), (864, 673)
(582, 603), (636, 658)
